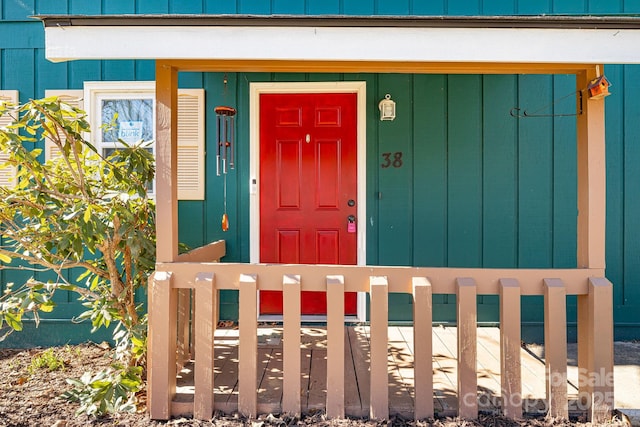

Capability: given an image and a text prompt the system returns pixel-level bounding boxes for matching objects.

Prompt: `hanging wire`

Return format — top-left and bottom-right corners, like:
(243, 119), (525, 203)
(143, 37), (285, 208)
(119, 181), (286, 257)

(221, 72), (230, 231)
(510, 89), (583, 118)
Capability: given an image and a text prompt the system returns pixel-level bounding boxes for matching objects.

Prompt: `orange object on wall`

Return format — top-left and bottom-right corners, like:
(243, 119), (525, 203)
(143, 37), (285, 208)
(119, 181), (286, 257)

(587, 75), (611, 99)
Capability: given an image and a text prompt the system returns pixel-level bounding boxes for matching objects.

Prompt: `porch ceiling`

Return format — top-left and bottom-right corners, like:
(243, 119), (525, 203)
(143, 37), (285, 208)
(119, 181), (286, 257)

(37, 14), (640, 72)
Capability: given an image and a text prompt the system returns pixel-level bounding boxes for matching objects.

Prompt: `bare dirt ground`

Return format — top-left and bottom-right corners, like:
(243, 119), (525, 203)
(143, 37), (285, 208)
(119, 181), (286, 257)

(0, 344), (631, 427)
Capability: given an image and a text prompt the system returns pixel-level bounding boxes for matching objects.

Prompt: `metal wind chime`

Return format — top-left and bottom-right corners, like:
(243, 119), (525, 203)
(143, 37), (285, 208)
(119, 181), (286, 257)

(215, 104), (236, 231)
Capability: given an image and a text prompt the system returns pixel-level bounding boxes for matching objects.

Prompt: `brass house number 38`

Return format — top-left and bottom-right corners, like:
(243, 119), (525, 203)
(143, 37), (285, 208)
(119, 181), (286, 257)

(381, 152), (403, 168)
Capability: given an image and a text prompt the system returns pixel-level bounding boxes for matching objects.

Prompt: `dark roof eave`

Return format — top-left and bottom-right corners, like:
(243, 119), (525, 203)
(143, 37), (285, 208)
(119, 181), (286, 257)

(33, 13), (640, 30)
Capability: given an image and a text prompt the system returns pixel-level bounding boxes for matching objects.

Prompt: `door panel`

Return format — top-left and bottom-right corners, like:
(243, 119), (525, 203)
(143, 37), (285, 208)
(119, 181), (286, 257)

(316, 139), (340, 208)
(278, 230), (300, 263)
(316, 230), (339, 264)
(277, 140), (302, 208)
(260, 92), (358, 315)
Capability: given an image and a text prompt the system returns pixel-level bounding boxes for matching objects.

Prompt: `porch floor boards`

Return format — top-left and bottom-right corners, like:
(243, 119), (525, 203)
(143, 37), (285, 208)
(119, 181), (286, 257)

(172, 326), (577, 418)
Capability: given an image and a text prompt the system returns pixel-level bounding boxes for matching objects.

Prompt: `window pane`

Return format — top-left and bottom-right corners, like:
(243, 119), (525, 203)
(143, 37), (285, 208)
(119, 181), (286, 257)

(101, 98), (154, 144)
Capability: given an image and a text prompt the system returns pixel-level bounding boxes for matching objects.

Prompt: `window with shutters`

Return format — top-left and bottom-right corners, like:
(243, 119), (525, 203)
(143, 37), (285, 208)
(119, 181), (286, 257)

(82, 82), (205, 200)
(0, 90), (19, 188)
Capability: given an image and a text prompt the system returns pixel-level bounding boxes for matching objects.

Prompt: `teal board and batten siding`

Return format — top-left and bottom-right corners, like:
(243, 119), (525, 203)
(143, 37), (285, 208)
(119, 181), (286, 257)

(1, 0), (640, 346)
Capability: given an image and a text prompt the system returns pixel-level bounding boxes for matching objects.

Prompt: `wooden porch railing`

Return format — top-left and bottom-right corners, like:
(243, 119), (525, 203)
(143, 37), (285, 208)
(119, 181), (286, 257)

(148, 243), (613, 423)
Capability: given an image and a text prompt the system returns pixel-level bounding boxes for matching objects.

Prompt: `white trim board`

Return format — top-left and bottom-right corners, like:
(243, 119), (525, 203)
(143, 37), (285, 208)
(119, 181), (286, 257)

(45, 25), (640, 64)
(249, 81), (367, 322)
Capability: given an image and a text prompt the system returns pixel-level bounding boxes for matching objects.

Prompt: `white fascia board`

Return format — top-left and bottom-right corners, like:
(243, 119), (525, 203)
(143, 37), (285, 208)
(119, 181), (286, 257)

(45, 25), (640, 64)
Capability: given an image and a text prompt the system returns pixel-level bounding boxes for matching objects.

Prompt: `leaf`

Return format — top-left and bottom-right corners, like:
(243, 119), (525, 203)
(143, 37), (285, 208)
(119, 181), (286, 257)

(118, 378), (141, 391)
(90, 380), (112, 390)
(89, 275), (100, 291)
(130, 336), (145, 348)
(62, 210), (79, 221)
(4, 312), (22, 332)
(0, 253), (11, 263)
(83, 206), (92, 223)
(39, 300), (56, 313)
(76, 269), (91, 282)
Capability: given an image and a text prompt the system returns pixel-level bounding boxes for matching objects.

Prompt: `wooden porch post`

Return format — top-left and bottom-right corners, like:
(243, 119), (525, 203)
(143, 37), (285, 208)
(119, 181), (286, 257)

(575, 67), (605, 397)
(148, 61), (179, 420)
(575, 65), (612, 422)
(576, 65), (606, 271)
(155, 61), (179, 263)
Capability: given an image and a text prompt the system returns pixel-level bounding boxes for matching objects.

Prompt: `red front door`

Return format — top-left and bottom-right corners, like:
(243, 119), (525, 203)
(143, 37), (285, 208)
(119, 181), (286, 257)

(259, 92), (358, 315)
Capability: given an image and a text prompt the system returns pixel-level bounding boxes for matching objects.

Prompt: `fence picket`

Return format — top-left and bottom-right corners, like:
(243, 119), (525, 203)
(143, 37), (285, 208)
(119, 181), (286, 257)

(283, 274), (302, 414)
(412, 277), (433, 419)
(369, 276), (389, 420)
(456, 277), (478, 419)
(544, 278), (568, 419)
(239, 274), (258, 417)
(587, 277), (614, 422)
(176, 289), (191, 370)
(194, 273), (215, 419)
(327, 275), (346, 418)
(499, 278), (522, 418)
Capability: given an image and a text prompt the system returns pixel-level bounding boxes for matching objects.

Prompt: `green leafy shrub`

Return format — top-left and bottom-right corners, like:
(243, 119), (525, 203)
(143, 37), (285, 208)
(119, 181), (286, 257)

(0, 96), (156, 415)
(62, 364), (143, 416)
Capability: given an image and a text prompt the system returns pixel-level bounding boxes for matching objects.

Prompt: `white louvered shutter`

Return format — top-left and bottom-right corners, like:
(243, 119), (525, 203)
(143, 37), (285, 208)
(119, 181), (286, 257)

(0, 90), (19, 188)
(177, 89), (205, 200)
(44, 90), (84, 161)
